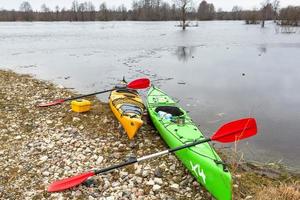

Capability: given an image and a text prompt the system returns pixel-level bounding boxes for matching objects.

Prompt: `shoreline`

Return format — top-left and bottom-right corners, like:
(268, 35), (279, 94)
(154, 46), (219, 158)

(0, 69), (299, 199)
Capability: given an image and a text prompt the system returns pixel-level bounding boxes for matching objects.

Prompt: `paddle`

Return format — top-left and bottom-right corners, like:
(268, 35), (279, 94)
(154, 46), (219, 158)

(47, 118), (257, 192)
(37, 78), (150, 107)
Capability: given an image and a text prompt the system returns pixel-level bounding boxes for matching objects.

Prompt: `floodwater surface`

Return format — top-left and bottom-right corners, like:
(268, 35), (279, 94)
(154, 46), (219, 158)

(0, 21), (300, 170)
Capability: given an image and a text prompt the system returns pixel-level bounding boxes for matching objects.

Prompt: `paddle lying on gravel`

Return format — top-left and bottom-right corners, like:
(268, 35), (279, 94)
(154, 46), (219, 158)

(37, 78), (150, 107)
(47, 118), (257, 192)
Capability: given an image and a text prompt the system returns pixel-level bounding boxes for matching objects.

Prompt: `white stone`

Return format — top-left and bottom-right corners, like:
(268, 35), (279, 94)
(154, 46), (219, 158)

(154, 178), (163, 185)
(142, 170), (149, 177)
(72, 117), (80, 122)
(170, 183), (179, 190)
(146, 180), (155, 186)
(152, 184), (161, 191)
(40, 155), (48, 162)
(42, 171), (50, 176)
(170, 164), (176, 171)
(96, 156), (104, 165)
(15, 135), (22, 140)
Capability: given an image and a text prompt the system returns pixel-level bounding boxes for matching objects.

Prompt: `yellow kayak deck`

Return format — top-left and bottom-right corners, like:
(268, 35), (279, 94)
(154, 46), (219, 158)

(109, 88), (144, 139)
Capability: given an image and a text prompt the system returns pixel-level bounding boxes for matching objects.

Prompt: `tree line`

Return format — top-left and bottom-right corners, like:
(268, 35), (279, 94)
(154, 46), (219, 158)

(0, 0), (299, 26)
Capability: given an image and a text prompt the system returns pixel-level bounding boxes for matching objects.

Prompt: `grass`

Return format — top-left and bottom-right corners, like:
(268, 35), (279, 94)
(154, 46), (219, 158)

(255, 182), (300, 200)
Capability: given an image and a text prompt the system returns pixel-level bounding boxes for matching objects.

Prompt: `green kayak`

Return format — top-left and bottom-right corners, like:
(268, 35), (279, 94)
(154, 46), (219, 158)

(146, 86), (232, 200)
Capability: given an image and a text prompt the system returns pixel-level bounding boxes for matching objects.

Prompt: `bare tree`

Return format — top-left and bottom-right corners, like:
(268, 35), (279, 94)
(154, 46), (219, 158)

(19, 1), (33, 21)
(87, 1), (96, 21)
(279, 6), (300, 27)
(71, 0), (79, 21)
(99, 2), (109, 21)
(174, 0), (193, 30)
(41, 4), (50, 12)
(272, 0), (280, 22)
(232, 6), (243, 20)
(245, 7), (260, 24)
(261, 0), (273, 28)
(198, 0), (215, 20)
(40, 3), (51, 21)
(117, 4), (128, 20)
(19, 1), (32, 12)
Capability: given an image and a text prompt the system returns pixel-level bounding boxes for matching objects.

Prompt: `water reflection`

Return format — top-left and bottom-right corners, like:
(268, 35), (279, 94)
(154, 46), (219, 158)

(258, 45), (267, 54)
(175, 46), (196, 62)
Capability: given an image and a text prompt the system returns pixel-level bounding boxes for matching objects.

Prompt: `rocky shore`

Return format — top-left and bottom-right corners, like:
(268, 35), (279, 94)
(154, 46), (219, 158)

(0, 70), (299, 200)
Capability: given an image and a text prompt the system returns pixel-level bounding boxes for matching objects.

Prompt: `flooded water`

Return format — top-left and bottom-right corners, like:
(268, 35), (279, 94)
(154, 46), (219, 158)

(1, 21), (300, 170)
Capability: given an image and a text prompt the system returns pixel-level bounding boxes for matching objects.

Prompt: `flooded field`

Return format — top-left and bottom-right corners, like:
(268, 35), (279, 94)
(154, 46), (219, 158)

(0, 21), (300, 170)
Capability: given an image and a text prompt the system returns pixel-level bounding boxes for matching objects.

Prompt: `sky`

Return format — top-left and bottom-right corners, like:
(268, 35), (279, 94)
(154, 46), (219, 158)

(0, 0), (299, 11)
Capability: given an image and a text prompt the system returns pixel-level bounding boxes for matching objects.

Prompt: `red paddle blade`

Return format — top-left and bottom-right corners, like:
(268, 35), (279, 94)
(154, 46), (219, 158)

(211, 118), (257, 143)
(127, 78), (150, 89)
(48, 171), (95, 192)
(37, 99), (65, 107)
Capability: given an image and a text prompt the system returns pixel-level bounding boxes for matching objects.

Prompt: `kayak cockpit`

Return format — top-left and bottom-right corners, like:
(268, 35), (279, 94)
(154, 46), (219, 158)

(120, 104), (143, 116)
(155, 106), (184, 116)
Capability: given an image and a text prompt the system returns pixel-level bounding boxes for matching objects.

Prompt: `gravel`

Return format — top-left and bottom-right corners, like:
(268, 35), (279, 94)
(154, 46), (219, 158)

(0, 70), (208, 199)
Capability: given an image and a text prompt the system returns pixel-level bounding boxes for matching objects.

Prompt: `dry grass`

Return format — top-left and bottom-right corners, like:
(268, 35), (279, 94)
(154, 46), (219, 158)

(254, 182), (300, 200)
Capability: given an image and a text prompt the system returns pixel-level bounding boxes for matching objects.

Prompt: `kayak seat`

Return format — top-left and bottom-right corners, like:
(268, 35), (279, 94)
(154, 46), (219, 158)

(120, 104), (142, 115)
(155, 106), (184, 116)
(116, 89), (138, 95)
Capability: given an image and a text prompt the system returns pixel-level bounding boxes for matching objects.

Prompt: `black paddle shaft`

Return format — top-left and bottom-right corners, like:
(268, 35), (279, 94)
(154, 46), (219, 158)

(64, 85), (130, 101)
(94, 157), (137, 175)
(93, 138), (211, 175)
(65, 89), (114, 101)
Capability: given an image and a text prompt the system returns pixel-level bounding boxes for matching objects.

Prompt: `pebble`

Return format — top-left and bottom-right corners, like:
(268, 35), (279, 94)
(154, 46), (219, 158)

(152, 184), (161, 191)
(15, 135), (22, 140)
(75, 190), (82, 197)
(102, 117), (109, 124)
(146, 180), (155, 185)
(154, 178), (163, 185)
(170, 164), (176, 171)
(154, 167), (163, 178)
(40, 156), (48, 162)
(142, 170), (149, 177)
(135, 165), (142, 175)
(135, 177), (143, 184)
(96, 156), (104, 165)
(112, 182), (120, 187)
(170, 183), (179, 190)
(42, 171), (50, 176)
(235, 174), (242, 178)
(73, 117), (80, 122)
(193, 181), (200, 187)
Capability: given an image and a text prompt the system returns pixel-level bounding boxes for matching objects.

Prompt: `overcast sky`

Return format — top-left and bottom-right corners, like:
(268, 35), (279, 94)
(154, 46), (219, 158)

(0, 0), (299, 11)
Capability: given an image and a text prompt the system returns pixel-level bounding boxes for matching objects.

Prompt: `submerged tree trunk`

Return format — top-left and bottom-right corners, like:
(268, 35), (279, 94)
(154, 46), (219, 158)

(175, 0), (192, 30)
(261, 6), (266, 28)
(182, 6), (186, 30)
